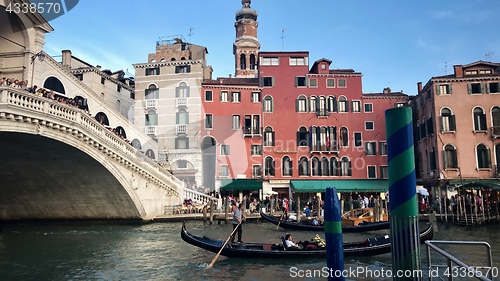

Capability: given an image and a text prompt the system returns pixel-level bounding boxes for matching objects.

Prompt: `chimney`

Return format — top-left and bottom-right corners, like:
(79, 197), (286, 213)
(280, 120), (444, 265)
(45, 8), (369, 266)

(96, 65), (101, 70)
(417, 82), (422, 93)
(383, 87), (391, 94)
(454, 65), (463, 78)
(229, 74), (232, 78)
(61, 50), (72, 69)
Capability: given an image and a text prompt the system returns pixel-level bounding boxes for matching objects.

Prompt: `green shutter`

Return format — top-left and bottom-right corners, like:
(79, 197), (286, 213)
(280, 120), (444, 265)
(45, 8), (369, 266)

(450, 115), (456, 131)
(435, 84), (440, 95)
(176, 112), (179, 124)
(449, 84), (452, 95)
(175, 138), (178, 149)
(467, 84), (472, 94)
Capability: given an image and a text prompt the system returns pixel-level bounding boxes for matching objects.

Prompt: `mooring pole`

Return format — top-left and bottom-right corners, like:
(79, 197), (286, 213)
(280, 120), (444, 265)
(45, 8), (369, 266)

(324, 187), (344, 281)
(386, 107), (422, 280)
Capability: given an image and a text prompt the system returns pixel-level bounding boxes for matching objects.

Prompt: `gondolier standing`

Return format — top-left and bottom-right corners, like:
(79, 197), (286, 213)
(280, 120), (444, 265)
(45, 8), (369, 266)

(231, 204), (244, 244)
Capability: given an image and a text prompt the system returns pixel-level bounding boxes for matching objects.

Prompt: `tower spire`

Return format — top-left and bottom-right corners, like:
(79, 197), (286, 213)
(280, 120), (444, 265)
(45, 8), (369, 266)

(234, 0), (260, 78)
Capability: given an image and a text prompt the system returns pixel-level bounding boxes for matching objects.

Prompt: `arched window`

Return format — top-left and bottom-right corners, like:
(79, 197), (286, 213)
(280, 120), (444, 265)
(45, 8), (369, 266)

(340, 127), (348, 147)
(131, 139), (141, 149)
(341, 157), (351, 176)
(440, 108), (456, 132)
(321, 157), (329, 176)
(473, 107), (487, 131)
(43, 76), (65, 95)
(296, 95), (307, 112)
(265, 156), (275, 176)
(327, 96), (336, 112)
(297, 126), (308, 146)
(146, 149), (155, 160)
(146, 84), (159, 99)
(240, 53), (246, 70)
(282, 156), (292, 176)
(115, 126), (126, 139)
(298, 157), (309, 176)
(309, 96), (317, 112)
(318, 96), (326, 116)
(176, 81), (189, 98)
(249, 54), (256, 70)
(330, 157), (339, 176)
(176, 109), (188, 124)
(311, 157), (320, 176)
(444, 144), (458, 169)
(338, 96), (348, 112)
(492, 106), (500, 135)
(263, 96), (273, 112)
(264, 127), (274, 146)
(476, 144), (491, 169)
(95, 112), (109, 126)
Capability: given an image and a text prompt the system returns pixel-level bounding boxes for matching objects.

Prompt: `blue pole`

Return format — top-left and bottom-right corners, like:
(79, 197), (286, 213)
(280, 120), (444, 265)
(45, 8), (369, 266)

(325, 187), (345, 281)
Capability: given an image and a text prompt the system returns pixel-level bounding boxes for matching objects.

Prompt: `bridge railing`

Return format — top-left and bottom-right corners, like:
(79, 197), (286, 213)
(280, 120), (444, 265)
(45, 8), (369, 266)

(0, 87), (184, 196)
(182, 188), (214, 205)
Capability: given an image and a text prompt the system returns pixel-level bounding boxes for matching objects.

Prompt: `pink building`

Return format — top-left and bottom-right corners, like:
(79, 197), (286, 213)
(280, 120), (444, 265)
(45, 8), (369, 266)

(413, 61), (500, 202)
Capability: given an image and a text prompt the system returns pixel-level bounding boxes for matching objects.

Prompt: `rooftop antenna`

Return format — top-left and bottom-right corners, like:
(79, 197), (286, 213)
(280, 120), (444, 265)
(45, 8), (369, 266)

(485, 52), (493, 62)
(188, 27), (195, 43)
(281, 28), (286, 51)
(444, 61), (451, 74)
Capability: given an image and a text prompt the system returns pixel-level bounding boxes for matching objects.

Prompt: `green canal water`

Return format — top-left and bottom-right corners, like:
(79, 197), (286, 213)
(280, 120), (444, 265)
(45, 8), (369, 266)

(0, 220), (498, 281)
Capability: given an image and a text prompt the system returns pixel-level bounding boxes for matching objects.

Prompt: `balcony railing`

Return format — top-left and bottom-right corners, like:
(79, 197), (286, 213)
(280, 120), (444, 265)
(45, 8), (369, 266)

(491, 126), (500, 138)
(243, 126), (262, 137)
(316, 110), (330, 117)
(145, 126), (157, 136)
(176, 97), (188, 107)
(145, 99), (157, 109)
(176, 124), (187, 134)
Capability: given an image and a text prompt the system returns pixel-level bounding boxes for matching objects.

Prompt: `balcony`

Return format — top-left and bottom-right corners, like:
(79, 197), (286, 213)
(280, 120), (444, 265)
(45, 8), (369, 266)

(316, 110), (330, 118)
(243, 126), (262, 137)
(176, 124), (187, 134)
(145, 99), (157, 109)
(176, 97), (188, 108)
(491, 126), (500, 138)
(145, 126), (157, 136)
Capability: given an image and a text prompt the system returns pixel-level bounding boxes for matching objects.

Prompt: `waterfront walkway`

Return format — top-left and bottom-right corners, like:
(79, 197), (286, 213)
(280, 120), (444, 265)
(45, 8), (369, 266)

(153, 212), (262, 223)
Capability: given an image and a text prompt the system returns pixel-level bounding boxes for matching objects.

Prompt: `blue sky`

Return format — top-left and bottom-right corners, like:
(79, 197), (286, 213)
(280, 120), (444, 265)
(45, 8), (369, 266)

(43, 0), (499, 95)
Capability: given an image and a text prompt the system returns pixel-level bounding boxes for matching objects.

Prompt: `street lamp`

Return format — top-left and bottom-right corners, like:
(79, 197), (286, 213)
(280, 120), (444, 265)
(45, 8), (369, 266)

(30, 51), (45, 87)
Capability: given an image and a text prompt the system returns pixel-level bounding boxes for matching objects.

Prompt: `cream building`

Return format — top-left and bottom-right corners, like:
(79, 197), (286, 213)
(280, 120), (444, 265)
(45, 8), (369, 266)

(133, 37), (212, 186)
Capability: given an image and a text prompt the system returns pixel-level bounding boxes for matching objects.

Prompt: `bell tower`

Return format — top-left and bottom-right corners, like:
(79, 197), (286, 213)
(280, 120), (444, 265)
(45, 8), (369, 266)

(234, 0), (260, 78)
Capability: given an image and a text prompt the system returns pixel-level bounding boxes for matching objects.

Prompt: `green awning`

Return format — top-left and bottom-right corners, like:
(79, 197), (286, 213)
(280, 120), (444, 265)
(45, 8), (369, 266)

(220, 179), (262, 191)
(448, 179), (500, 191)
(291, 179), (389, 193)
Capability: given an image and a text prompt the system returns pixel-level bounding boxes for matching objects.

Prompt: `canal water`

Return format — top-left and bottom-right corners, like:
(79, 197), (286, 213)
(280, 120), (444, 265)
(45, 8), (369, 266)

(0, 220), (498, 281)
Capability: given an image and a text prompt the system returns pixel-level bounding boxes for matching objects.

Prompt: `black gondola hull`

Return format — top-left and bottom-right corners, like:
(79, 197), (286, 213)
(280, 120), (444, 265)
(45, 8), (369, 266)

(180, 221), (433, 259)
(260, 210), (390, 232)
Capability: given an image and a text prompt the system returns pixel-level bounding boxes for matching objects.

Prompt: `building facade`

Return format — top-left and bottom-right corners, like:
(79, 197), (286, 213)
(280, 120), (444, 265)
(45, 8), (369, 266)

(133, 38), (212, 186)
(258, 52), (409, 197)
(413, 61), (500, 200)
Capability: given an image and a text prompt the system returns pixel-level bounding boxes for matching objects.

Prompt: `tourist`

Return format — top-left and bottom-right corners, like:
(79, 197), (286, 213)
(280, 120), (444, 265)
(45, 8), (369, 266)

(284, 233), (302, 250)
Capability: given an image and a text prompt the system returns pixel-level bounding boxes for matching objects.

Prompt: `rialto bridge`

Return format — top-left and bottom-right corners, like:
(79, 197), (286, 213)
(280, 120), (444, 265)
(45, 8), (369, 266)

(0, 1), (212, 220)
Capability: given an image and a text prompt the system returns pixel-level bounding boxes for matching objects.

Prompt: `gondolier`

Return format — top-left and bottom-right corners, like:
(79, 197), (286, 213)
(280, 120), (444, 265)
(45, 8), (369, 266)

(231, 204), (244, 244)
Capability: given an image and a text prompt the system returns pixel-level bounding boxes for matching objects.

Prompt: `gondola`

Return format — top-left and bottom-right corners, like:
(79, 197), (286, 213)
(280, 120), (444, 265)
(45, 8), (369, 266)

(260, 210), (390, 232)
(181, 221), (433, 258)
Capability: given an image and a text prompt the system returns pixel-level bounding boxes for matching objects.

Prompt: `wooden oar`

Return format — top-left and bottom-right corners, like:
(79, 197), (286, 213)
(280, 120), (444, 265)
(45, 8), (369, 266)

(205, 222), (241, 269)
(276, 212), (285, 230)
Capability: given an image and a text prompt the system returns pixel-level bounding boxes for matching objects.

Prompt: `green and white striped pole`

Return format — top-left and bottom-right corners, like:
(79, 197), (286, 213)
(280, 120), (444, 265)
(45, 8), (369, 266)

(385, 107), (421, 280)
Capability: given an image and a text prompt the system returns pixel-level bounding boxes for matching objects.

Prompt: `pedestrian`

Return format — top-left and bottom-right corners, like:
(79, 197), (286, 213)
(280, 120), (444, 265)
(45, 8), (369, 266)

(231, 203), (244, 244)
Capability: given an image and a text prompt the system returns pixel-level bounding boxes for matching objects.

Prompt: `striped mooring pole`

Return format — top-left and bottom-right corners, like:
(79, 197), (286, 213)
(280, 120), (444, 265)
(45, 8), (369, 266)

(324, 187), (345, 281)
(385, 107), (421, 280)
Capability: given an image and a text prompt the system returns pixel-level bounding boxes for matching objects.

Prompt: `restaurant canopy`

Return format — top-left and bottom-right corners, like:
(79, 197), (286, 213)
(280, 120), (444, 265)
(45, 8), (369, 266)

(448, 179), (500, 191)
(220, 179), (262, 191)
(290, 179), (389, 193)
